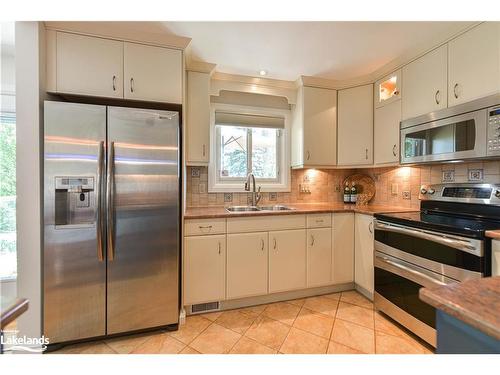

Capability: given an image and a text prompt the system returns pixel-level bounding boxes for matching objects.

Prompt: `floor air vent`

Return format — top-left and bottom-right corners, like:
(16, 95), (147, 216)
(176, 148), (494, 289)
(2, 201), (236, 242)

(191, 301), (220, 314)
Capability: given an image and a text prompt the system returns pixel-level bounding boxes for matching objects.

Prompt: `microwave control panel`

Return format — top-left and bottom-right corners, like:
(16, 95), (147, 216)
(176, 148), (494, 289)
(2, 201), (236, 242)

(487, 106), (500, 156)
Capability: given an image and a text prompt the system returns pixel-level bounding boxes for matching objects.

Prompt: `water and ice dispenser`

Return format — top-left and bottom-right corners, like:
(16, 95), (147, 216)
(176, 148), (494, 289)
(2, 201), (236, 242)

(54, 177), (96, 226)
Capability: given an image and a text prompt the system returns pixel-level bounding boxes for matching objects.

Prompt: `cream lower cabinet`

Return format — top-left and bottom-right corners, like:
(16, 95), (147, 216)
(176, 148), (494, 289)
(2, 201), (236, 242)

(184, 234), (226, 305)
(354, 213), (374, 297)
(493, 240), (500, 276)
(332, 213), (355, 284)
(269, 229), (307, 293)
(227, 232), (268, 299)
(306, 228), (332, 287)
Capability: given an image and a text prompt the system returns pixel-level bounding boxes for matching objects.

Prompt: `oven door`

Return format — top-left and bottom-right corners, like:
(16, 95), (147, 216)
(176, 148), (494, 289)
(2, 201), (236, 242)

(400, 109), (487, 164)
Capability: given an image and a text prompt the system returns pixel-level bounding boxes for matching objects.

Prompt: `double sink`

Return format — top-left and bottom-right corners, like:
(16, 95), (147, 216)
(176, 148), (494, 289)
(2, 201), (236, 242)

(226, 205), (295, 213)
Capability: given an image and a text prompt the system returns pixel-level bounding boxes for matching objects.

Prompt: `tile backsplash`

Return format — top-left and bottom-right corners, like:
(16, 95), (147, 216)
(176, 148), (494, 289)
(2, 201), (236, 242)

(186, 160), (500, 208)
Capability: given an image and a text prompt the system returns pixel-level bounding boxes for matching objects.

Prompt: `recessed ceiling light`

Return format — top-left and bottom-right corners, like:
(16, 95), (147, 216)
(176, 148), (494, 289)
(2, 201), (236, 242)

(259, 70), (267, 76)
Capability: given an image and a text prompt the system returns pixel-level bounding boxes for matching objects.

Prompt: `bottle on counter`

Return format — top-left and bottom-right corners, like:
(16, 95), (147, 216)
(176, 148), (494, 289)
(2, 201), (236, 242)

(343, 182), (351, 203)
(350, 183), (357, 204)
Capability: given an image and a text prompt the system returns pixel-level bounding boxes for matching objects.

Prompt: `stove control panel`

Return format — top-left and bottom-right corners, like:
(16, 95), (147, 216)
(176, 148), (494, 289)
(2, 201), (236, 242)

(420, 183), (500, 205)
(487, 106), (500, 156)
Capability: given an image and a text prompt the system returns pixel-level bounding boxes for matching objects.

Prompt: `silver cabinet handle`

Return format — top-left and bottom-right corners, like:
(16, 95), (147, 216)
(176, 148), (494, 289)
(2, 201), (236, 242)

(96, 141), (105, 262)
(393, 90), (400, 96)
(374, 220), (482, 256)
(202, 144), (206, 157)
(375, 252), (454, 289)
(107, 141), (115, 261)
(261, 238), (264, 251)
(454, 83), (459, 99)
(310, 234), (315, 246)
(365, 148), (368, 160)
(273, 238), (277, 250)
(316, 219), (324, 223)
(306, 150), (311, 160)
(198, 225), (212, 229)
(435, 90), (440, 105)
(112, 75), (116, 91)
(130, 78), (135, 93)
(368, 221), (373, 234)
(392, 144), (397, 157)
(218, 242), (221, 255)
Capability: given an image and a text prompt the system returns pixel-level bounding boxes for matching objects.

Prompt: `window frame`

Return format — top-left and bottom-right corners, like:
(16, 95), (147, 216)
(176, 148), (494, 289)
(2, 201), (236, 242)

(208, 103), (291, 193)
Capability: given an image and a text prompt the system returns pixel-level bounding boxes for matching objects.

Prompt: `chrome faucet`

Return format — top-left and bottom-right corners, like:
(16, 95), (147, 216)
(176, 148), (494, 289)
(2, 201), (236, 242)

(245, 173), (262, 206)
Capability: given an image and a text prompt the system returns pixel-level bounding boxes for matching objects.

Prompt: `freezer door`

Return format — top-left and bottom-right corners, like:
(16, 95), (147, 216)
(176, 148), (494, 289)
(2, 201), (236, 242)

(43, 101), (107, 343)
(106, 106), (180, 334)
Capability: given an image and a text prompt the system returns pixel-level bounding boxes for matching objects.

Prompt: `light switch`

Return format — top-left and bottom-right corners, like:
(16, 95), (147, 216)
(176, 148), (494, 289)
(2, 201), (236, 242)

(391, 183), (399, 195)
(199, 183), (206, 193)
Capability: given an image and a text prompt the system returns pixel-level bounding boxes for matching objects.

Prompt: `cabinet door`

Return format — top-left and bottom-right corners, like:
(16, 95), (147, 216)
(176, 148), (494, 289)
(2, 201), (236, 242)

(375, 70), (401, 108)
(269, 229), (306, 293)
(302, 86), (337, 166)
(448, 22), (500, 106)
(124, 42), (182, 103)
(402, 45), (448, 120)
(354, 214), (374, 296)
(332, 213), (355, 284)
(184, 235), (225, 305)
(337, 84), (374, 166)
(56, 32), (123, 98)
(186, 71), (211, 164)
(307, 228), (332, 287)
(374, 100), (401, 165)
(227, 232), (268, 299)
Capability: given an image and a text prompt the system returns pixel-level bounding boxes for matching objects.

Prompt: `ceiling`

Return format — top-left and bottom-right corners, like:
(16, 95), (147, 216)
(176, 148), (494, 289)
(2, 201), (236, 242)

(163, 21), (473, 81)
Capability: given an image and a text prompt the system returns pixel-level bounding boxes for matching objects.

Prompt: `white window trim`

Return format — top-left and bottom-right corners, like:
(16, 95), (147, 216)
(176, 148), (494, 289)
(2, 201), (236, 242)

(208, 103), (291, 193)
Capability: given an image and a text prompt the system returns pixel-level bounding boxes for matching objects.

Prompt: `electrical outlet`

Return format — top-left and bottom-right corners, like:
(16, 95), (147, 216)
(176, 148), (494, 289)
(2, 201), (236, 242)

(199, 183), (206, 194)
(224, 193), (233, 203)
(303, 175), (310, 182)
(269, 192), (277, 201)
(334, 184), (341, 192)
(402, 191), (411, 200)
(191, 167), (200, 177)
(442, 170), (455, 182)
(468, 169), (483, 182)
(391, 183), (399, 195)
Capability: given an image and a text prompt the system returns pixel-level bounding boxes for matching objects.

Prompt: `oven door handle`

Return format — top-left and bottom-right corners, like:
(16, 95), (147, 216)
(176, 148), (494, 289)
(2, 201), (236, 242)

(374, 221), (482, 256)
(375, 251), (456, 289)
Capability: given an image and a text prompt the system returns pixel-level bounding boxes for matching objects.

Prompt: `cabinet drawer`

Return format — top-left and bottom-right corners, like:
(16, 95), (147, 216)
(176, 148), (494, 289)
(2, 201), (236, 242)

(185, 218), (226, 236)
(227, 214), (306, 233)
(306, 213), (332, 228)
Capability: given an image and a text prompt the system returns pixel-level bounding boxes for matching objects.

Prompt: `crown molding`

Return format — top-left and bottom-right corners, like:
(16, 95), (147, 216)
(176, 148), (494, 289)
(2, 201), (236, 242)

(186, 60), (217, 74)
(43, 21), (192, 50)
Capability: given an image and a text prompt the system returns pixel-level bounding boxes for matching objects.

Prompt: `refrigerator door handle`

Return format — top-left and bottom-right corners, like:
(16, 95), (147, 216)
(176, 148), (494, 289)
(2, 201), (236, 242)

(96, 141), (105, 262)
(107, 141), (115, 261)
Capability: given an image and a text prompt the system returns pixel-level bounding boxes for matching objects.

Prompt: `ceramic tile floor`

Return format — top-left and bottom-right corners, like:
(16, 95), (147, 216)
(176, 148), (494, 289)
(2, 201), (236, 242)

(49, 291), (434, 354)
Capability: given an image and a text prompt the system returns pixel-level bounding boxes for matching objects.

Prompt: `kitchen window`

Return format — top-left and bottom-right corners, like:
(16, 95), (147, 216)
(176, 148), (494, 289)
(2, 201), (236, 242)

(208, 104), (291, 192)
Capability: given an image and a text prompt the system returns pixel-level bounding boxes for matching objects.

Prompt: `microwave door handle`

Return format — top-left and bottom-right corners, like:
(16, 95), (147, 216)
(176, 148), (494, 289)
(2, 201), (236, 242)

(107, 141), (115, 261)
(96, 141), (105, 262)
(374, 221), (480, 256)
(375, 253), (454, 289)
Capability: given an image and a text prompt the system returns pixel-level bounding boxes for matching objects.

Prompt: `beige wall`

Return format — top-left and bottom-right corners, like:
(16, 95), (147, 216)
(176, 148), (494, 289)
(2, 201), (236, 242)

(187, 160), (500, 208)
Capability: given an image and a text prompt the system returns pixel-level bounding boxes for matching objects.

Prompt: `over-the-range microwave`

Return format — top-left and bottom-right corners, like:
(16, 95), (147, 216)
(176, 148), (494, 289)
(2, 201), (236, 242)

(400, 94), (500, 164)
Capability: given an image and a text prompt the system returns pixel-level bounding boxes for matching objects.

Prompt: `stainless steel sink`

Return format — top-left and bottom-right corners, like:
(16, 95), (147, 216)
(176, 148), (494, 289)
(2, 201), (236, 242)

(259, 205), (295, 211)
(225, 205), (261, 212)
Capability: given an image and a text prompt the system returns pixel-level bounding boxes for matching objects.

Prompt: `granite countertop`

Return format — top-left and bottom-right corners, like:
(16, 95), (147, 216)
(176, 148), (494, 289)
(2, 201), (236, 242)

(485, 230), (500, 239)
(184, 202), (418, 219)
(419, 277), (500, 340)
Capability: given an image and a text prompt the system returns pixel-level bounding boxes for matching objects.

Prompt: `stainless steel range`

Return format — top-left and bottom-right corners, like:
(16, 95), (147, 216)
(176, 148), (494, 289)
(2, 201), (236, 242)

(373, 183), (499, 347)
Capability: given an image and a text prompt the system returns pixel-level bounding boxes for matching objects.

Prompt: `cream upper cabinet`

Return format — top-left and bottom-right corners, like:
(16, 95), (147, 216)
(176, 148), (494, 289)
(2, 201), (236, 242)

(374, 99), (401, 165)
(337, 84), (374, 166)
(292, 86), (337, 167)
(227, 232), (268, 299)
(375, 70), (401, 108)
(448, 22), (500, 106)
(332, 212), (355, 284)
(306, 227), (332, 287)
(55, 32), (124, 98)
(402, 45), (448, 120)
(124, 42), (182, 103)
(354, 213), (374, 297)
(184, 235), (226, 305)
(186, 71), (211, 165)
(269, 229), (306, 293)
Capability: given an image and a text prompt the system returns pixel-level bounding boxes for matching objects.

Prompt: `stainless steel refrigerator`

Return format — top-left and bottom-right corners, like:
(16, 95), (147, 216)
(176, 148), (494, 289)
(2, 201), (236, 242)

(43, 101), (180, 344)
